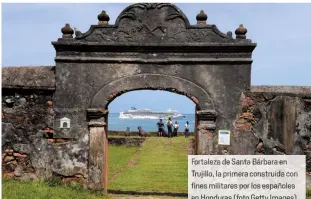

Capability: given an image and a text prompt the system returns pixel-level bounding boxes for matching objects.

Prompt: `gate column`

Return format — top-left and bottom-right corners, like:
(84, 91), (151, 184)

(87, 108), (108, 193)
(196, 110), (217, 155)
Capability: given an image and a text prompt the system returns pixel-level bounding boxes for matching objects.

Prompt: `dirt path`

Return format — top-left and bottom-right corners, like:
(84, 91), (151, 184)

(110, 139), (145, 181)
(109, 137), (190, 193)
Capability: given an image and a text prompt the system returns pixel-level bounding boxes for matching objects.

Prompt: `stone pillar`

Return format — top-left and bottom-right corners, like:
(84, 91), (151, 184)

(194, 105), (199, 154)
(87, 108), (108, 192)
(196, 110), (217, 155)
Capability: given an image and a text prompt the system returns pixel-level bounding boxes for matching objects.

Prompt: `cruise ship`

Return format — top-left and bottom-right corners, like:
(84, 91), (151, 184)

(119, 107), (185, 119)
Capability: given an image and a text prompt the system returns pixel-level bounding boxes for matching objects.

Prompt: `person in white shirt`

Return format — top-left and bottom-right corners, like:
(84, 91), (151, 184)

(184, 121), (190, 138)
(173, 121), (179, 137)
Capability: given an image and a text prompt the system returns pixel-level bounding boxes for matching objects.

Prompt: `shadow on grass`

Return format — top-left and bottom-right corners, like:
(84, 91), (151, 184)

(108, 189), (187, 197)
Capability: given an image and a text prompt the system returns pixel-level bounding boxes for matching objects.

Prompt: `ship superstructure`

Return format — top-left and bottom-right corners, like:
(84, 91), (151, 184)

(119, 107), (185, 119)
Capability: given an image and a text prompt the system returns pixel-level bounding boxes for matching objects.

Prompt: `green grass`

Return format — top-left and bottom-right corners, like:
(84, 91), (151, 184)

(3, 178), (311, 199)
(108, 145), (138, 179)
(108, 135), (141, 138)
(3, 135), (311, 198)
(2, 137), (190, 198)
(2, 178), (110, 199)
(109, 137), (190, 193)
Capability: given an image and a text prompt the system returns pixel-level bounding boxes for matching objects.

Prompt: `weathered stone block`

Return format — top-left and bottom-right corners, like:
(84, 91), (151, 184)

(20, 173), (39, 181)
(4, 156), (15, 163)
(12, 144), (32, 154)
(2, 123), (18, 146)
(14, 165), (23, 177)
(52, 142), (88, 177)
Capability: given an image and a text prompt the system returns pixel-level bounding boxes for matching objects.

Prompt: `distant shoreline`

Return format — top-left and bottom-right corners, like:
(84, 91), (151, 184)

(108, 113), (195, 132)
(108, 130), (194, 136)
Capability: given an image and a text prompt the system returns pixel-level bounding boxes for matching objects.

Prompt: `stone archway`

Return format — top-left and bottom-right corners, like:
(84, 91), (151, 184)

(87, 74), (218, 192)
(52, 2), (256, 192)
(90, 74), (215, 110)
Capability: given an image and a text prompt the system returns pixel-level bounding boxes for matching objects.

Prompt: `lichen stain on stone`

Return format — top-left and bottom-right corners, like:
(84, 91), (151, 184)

(89, 166), (101, 184)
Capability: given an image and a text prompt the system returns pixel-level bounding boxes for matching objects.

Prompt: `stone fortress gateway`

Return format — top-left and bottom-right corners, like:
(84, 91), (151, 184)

(2, 3), (311, 191)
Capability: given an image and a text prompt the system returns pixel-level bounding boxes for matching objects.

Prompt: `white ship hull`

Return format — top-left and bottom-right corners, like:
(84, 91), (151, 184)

(119, 114), (185, 119)
(119, 108), (185, 120)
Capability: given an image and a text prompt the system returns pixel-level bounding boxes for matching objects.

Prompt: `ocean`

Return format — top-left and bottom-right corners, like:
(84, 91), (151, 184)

(108, 113), (195, 132)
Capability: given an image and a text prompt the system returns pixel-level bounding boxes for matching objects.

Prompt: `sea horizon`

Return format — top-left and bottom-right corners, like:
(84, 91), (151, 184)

(108, 113), (195, 132)
(109, 112), (195, 114)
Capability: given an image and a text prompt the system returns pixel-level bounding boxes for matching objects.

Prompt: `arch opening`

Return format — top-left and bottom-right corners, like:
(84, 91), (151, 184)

(105, 89), (197, 194)
(90, 73), (214, 111)
(106, 87), (200, 111)
(108, 89), (197, 133)
(87, 74), (216, 193)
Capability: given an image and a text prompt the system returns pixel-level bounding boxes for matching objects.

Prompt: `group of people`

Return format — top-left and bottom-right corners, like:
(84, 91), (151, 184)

(157, 118), (190, 138)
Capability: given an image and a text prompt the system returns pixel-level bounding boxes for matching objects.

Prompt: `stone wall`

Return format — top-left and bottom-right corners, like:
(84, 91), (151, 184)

(2, 66), (311, 185)
(108, 137), (146, 147)
(2, 88), (54, 179)
(2, 66), (55, 90)
(2, 66), (60, 180)
(2, 87), (88, 183)
(229, 86), (311, 171)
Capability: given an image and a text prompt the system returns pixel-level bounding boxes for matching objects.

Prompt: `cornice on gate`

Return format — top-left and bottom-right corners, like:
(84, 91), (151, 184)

(52, 3), (256, 53)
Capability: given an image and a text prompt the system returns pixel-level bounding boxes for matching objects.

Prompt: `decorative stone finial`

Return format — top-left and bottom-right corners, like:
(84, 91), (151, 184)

(196, 10), (207, 24)
(61, 24), (74, 39)
(98, 10), (110, 25)
(235, 24), (247, 39)
(73, 27), (82, 37)
(227, 31), (233, 39)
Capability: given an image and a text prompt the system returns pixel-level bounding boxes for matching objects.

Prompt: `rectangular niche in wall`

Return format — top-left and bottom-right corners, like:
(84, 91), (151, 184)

(60, 117), (70, 128)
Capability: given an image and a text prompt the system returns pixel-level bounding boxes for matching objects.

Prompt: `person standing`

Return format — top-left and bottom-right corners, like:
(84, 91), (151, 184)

(138, 126), (145, 137)
(184, 121), (190, 138)
(166, 117), (173, 138)
(157, 119), (164, 137)
(173, 121), (179, 137)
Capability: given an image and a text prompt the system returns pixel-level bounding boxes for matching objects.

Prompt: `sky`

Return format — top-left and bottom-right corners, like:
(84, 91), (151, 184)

(2, 3), (311, 114)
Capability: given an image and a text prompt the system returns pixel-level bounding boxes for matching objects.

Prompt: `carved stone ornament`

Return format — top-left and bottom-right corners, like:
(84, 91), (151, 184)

(73, 3), (234, 44)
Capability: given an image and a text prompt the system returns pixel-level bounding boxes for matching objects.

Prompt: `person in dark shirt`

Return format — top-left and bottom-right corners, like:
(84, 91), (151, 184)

(157, 119), (164, 137)
(166, 117), (173, 138)
(184, 121), (190, 138)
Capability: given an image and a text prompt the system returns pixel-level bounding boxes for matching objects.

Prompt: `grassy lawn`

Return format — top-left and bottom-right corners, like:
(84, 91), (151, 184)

(2, 137), (190, 198)
(2, 178), (110, 199)
(3, 135), (311, 199)
(3, 178), (310, 199)
(108, 145), (138, 180)
(109, 137), (190, 193)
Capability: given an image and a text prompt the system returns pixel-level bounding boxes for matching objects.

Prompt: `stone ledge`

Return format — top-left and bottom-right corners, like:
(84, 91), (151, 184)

(251, 86), (311, 94)
(2, 85), (55, 90)
(88, 121), (106, 127)
(55, 56), (254, 64)
(2, 66), (55, 90)
(108, 137), (146, 147)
